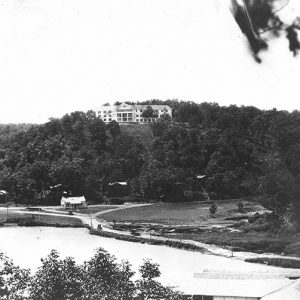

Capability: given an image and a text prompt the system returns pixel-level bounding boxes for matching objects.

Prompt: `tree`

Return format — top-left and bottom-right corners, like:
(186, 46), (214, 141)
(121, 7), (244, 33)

(107, 120), (121, 139)
(82, 248), (135, 300)
(136, 259), (183, 300)
(142, 106), (155, 118)
(231, 0), (300, 62)
(209, 202), (217, 217)
(29, 250), (84, 300)
(237, 201), (244, 213)
(0, 252), (30, 300)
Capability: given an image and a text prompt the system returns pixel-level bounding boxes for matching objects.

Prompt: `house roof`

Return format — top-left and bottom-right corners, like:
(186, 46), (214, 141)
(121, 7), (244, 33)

(99, 103), (171, 110)
(261, 279), (300, 300)
(177, 278), (292, 298)
(0, 190), (7, 195)
(194, 269), (300, 280)
(61, 196), (86, 204)
(174, 269), (300, 297)
(132, 104), (171, 110)
(108, 182), (127, 186)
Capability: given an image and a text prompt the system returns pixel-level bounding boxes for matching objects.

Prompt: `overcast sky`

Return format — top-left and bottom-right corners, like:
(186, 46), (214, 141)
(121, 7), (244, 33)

(0, 0), (300, 124)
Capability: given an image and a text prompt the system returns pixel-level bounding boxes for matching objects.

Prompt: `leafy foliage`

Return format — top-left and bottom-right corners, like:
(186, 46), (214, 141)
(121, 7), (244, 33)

(231, 0), (300, 62)
(0, 252), (30, 300)
(0, 101), (300, 227)
(0, 249), (183, 300)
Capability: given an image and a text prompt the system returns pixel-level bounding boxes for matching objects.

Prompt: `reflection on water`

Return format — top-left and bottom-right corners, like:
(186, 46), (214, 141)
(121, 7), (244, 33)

(0, 226), (284, 290)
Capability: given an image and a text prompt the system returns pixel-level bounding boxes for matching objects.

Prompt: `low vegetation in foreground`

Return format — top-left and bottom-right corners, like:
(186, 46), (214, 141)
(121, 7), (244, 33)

(0, 248), (183, 300)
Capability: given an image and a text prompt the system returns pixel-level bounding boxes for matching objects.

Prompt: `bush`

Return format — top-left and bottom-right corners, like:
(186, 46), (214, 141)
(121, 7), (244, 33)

(209, 203), (217, 217)
(237, 201), (244, 213)
(285, 241), (300, 257)
(245, 257), (300, 269)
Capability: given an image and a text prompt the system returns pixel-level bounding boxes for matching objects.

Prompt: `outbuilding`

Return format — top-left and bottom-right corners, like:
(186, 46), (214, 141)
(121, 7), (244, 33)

(61, 196), (87, 209)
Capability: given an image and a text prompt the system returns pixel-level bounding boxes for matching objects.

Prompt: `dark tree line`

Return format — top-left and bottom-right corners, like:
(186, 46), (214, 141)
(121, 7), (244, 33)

(0, 100), (300, 226)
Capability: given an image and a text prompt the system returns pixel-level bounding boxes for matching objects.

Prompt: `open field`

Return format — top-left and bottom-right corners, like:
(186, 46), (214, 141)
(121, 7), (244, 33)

(0, 210), (83, 227)
(98, 200), (300, 258)
(99, 200), (260, 225)
(66, 205), (119, 215)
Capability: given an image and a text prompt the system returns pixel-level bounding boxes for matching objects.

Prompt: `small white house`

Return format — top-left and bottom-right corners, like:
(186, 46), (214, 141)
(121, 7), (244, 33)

(61, 196), (87, 209)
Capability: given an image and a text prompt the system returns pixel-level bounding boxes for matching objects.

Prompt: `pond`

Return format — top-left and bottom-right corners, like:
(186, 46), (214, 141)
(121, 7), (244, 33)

(0, 226), (293, 294)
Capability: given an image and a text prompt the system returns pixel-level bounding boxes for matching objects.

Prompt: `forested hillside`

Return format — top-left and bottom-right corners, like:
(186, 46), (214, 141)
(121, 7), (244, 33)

(0, 101), (299, 226)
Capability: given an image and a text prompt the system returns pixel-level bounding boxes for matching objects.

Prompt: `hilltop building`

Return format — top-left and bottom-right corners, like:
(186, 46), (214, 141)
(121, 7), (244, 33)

(97, 102), (172, 124)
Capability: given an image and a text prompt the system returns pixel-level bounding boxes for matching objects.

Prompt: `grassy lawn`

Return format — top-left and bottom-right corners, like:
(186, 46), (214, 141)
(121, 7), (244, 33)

(0, 210), (83, 227)
(100, 200), (259, 225)
(163, 230), (296, 254)
(73, 205), (119, 215)
(49, 205), (119, 215)
(99, 200), (300, 258)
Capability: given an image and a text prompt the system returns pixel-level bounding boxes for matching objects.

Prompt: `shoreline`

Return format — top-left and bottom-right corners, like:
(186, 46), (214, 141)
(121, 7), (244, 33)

(89, 227), (300, 269)
(2, 205), (300, 269)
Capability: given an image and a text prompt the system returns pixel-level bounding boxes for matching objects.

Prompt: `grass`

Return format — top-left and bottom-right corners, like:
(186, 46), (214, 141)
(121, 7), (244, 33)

(245, 257), (300, 269)
(98, 200), (300, 258)
(163, 230), (292, 254)
(0, 210), (84, 227)
(72, 205), (119, 214)
(90, 228), (207, 253)
(48, 205), (119, 215)
(100, 200), (260, 225)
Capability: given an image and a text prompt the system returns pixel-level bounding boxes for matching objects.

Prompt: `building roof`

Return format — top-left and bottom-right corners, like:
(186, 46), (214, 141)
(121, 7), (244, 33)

(0, 190), (7, 195)
(194, 269), (300, 280)
(261, 279), (300, 300)
(108, 182), (127, 186)
(61, 196), (86, 204)
(99, 103), (171, 110)
(132, 104), (171, 110)
(173, 269), (300, 297)
(178, 278), (292, 298)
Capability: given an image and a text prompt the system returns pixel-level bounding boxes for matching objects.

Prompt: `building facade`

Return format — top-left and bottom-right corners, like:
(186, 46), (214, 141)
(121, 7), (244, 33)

(61, 196), (87, 209)
(97, 102), (172, 123)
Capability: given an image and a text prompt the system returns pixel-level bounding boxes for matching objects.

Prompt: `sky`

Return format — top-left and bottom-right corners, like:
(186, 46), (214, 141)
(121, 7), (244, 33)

(0, 0), (300, 124)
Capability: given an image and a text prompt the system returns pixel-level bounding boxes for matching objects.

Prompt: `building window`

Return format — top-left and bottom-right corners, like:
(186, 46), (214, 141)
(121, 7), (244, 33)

(117, 113), (121, 117)
(109, 118), (111, 121)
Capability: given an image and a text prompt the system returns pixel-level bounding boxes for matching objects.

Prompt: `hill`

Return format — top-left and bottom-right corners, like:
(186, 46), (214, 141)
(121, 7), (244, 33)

(0, 101), (299, 230)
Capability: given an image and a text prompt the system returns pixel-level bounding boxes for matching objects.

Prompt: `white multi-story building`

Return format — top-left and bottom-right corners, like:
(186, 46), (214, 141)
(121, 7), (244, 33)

(97, 102), (172, 123)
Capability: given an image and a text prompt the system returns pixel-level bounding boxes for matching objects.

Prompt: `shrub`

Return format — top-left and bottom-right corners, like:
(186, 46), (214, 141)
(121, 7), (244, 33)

(237, 201), (244, 213)
(209, 203), (217, 217)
